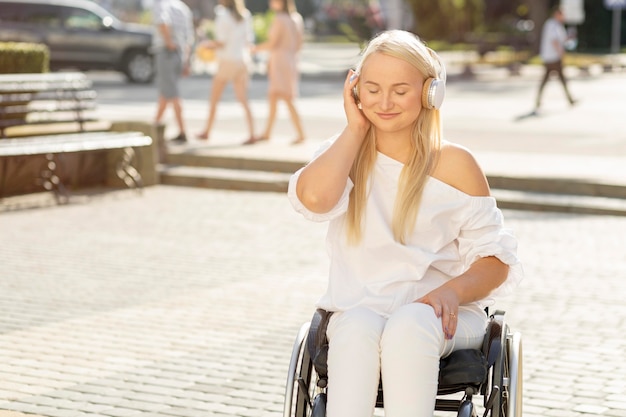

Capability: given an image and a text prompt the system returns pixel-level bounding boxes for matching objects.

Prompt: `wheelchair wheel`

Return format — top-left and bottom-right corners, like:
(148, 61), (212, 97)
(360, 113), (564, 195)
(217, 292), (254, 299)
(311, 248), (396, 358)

(284, 322), (323, 417)
(490, 316), (523, 417)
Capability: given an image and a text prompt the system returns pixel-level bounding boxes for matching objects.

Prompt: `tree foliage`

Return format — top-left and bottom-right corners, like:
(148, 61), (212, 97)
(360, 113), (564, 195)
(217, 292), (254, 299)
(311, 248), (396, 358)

(404, 0), (484, 42)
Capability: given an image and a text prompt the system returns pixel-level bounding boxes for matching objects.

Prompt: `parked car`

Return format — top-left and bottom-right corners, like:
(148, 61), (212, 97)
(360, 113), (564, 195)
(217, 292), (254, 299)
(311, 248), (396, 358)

(0, 0), (155, 83)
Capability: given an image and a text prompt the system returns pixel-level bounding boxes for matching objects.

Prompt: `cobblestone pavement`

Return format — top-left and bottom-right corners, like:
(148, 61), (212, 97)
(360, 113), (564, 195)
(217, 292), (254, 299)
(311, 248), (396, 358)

(1, 186), (625, 417)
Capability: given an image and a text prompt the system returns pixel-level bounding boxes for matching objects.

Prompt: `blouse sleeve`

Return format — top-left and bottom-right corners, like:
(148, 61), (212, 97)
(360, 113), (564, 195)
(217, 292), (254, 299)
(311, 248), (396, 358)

(457, 197), (524, 299)
(287, 138), (353, 222)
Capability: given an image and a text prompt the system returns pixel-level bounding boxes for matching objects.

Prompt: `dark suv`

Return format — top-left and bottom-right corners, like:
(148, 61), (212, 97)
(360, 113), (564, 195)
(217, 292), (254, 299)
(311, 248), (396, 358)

(0, 0), (155, 83)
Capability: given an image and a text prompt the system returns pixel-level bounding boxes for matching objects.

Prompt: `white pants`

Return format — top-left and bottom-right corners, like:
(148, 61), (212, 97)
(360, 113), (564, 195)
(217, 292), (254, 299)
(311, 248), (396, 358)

(325, 303), (488, 417)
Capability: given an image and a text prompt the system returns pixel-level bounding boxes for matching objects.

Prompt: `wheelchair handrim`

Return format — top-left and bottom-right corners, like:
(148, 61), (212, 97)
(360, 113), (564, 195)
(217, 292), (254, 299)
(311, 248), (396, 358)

(507, 331), (523, 417)
(284, 322), (310, 417)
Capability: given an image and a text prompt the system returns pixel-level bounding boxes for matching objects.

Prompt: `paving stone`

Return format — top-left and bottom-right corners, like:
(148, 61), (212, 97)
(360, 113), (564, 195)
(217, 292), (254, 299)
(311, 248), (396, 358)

(606, 410), (626, 417)
(1, 187), (626, 417)
(572, 404), (609, 414)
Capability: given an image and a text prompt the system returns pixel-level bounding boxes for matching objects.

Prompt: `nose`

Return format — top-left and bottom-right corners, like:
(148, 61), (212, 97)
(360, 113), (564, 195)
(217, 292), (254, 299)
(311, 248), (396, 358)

(380, 91), (394, 111)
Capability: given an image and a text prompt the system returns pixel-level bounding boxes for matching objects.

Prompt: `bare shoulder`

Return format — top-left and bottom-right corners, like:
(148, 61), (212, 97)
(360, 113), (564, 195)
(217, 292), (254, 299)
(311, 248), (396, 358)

(432, 141), (490, 197)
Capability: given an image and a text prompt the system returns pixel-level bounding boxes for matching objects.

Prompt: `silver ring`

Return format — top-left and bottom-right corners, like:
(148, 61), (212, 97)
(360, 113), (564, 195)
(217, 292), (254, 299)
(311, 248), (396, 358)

(449, 312), (456, 318)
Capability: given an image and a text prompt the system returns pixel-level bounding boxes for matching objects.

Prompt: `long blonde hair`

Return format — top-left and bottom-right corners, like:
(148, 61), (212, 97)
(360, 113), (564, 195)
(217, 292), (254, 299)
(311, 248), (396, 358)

(346, 30), (444, 245)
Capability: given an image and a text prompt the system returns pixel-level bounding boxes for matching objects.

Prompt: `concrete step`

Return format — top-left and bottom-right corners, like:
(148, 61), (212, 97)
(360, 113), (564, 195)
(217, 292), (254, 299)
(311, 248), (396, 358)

(492, 189), (626, 216)
(164, 151), (303, 174)
(158, 164), (626, 216)
(488, 175), (626, 199)
(158, 164), (290, 193)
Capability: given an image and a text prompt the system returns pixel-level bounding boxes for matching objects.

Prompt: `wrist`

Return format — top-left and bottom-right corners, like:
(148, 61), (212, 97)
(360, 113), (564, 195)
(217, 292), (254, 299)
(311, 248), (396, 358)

(342, 125), (368, 144)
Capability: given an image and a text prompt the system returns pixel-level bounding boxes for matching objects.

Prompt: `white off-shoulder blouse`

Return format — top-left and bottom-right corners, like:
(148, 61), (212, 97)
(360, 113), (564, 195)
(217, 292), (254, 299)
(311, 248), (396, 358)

(288, 150), (523, 318)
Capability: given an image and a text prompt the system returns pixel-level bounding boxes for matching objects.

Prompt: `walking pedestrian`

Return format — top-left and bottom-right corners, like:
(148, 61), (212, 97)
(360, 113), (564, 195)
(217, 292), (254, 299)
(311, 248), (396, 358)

(196, 0), (256, 143)
(534, 5), (576, 113)
(153, 0), (195, 143)
(247, 0), (305, 145)
(288, 30), (523, 417)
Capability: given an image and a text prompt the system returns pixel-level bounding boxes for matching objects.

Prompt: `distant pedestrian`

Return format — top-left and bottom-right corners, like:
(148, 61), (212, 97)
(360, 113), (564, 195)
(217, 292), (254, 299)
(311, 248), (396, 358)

(196, 0), (256, 143)
(534, 5), (576, 113)
(247, 0), (305, 145)
(153, 0), (195, 143)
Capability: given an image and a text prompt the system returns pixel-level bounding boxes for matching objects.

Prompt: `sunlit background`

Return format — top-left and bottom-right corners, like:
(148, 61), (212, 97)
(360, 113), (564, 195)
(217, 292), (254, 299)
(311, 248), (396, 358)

(91, 0), (624, 54)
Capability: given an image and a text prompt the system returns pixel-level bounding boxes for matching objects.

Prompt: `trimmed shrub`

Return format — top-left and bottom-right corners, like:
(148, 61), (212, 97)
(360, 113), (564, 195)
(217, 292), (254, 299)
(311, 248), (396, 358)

(0, 42), (50, 74)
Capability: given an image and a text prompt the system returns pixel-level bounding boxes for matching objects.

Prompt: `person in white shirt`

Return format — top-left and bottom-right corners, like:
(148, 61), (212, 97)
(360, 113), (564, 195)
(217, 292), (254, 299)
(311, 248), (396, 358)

(196, 0), (256, 143)
(153, 0), (195, 143)
(535, 5), (576, 112)
(288, 30), (523, 417)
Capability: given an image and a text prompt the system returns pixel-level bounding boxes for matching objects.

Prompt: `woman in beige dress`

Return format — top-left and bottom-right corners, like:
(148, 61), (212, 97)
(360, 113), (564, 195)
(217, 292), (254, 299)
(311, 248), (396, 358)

(247, 0), (305, 145)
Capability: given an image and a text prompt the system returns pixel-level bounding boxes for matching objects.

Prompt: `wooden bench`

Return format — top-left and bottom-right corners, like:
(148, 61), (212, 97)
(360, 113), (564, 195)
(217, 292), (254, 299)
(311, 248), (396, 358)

(0, 72), (100, 137)
(0, 131), (152, 203)
(0, 72), (155, 203)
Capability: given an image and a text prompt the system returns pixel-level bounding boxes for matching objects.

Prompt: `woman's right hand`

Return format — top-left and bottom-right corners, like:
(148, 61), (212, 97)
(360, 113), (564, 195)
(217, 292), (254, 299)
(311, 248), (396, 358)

(344, 70), (370, 138)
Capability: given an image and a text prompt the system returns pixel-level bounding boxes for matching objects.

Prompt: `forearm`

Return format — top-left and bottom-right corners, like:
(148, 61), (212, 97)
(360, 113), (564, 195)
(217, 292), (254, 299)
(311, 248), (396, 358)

(158, 24), (175, 50)
(296, 127), (364, 213)
(445, 256), (509, 305)
(254, 40), (274, 52)
(552, 39), (564, 56)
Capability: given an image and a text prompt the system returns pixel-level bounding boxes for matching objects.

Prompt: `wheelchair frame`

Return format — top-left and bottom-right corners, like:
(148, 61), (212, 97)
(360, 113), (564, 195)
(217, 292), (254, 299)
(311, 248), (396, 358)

(284, 310), (522, 417)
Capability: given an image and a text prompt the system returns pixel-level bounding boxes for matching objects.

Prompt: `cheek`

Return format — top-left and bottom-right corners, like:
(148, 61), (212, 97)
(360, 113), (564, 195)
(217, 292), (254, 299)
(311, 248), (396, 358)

(401, 93), (423, 109)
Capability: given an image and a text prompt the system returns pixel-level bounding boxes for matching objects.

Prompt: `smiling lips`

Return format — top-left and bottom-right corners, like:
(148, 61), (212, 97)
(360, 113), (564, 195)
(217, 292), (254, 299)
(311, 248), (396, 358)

(376, 112), (400, 120)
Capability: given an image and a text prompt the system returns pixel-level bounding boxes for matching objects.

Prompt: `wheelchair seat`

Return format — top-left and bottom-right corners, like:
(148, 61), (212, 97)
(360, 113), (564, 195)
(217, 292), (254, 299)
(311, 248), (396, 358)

(284, 308), (522, 417)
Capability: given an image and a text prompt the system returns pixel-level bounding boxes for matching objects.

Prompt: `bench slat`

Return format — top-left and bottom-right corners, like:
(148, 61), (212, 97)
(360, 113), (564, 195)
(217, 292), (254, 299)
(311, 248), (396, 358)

(0, 72), (92, 93)
(0, 118), (98, 130)
(1, 102), (96, 116)
(0, 80), (93, 94)
(0, 90), (97, 105)
(0, 131), (152, 157)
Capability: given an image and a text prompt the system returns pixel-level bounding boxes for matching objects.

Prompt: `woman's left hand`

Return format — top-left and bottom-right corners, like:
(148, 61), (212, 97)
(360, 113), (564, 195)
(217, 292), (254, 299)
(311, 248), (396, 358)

(415, 286), (460, 340)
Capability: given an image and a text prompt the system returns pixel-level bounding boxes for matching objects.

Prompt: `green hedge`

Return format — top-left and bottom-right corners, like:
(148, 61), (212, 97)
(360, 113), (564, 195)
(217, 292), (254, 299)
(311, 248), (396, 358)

(0, 42), (50, 74)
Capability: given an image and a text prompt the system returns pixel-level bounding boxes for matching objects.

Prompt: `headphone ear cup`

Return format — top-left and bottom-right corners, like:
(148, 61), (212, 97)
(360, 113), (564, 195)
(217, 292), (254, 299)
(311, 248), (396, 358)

(421, 77), (445, 110)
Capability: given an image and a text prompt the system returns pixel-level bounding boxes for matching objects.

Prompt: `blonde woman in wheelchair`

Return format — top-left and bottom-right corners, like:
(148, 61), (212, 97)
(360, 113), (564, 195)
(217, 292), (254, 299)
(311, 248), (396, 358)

(287, 30), (523, 417)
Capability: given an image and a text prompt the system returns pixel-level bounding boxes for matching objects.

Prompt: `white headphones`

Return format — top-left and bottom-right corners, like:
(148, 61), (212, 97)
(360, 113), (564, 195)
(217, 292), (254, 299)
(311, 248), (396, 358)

(351, 47), (447, 110)
(421, 48), (447, 110)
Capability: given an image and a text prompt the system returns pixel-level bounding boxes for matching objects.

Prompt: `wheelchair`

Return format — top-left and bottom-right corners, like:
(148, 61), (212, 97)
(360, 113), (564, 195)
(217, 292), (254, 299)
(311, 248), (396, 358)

(284, 309), (522, 417)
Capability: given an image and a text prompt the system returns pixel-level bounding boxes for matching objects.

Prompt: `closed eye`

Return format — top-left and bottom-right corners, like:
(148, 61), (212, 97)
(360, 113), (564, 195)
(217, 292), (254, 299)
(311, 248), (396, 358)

(365, 89), (409, 96)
